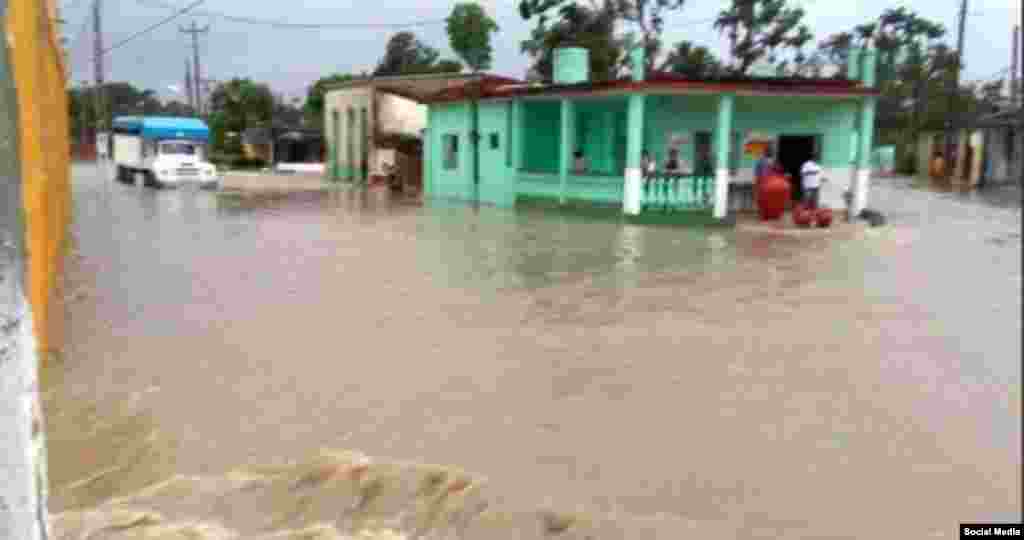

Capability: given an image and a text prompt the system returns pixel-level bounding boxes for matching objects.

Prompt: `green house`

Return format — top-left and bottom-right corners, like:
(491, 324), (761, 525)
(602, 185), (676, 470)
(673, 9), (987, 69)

(420, 46), (881, 223)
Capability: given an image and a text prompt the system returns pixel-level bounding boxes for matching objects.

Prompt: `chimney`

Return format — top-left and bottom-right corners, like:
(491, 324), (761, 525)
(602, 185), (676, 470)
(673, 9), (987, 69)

(847, 48), (862, 82)
(553, 47), (590, 84)
(630, 46), (646, 82)
(861, 47), (878, 88)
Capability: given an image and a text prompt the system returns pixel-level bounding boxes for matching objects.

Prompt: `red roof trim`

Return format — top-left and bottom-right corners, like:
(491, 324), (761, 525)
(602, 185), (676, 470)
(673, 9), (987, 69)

(423, 74), (879, 104)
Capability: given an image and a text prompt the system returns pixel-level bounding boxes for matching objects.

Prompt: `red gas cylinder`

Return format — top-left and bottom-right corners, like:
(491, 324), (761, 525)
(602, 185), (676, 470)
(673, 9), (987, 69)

(758, 172), (791, 221)
(815, 208), (834, 228)
(793, 205), (813, 228)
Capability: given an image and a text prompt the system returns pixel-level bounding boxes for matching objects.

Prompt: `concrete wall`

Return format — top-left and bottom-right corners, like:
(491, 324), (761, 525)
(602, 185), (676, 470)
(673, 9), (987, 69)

(425, 101), (516, 206)
(324, 87), (428, 181)
(324, 87), (373, 180)
(983, 126), (1022, 184)
(377, 93), (426, 139)
(425, 102), (473, 200)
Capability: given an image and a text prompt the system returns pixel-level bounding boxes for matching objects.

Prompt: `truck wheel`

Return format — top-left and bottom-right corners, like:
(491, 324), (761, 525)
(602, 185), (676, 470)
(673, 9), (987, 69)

(142, 171), (158, 188)
(115, 165), (128, 183)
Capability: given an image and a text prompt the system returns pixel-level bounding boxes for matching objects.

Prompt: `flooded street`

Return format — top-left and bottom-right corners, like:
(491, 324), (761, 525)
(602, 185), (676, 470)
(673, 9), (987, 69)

(47, 163), (1021, 538)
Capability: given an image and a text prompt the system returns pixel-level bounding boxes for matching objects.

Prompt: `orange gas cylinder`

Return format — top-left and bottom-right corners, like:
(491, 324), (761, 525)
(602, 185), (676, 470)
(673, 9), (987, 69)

(815, 208), (833, 228)
(793, 205), (813, 227)
(757, 171), (791, 221)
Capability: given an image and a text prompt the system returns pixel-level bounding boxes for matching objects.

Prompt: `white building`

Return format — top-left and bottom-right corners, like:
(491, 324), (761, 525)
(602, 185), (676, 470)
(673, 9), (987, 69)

(323, 73), (507, 187)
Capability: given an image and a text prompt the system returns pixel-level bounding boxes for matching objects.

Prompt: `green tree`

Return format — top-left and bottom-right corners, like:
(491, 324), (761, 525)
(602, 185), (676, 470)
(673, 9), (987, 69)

(713, 0), (813, 75)
(519, 2), (623, 81)
(374, 31), (463, 76)
(518, 0), (689, 78)
(446, 3), (499, 73)
(658, 40), (722, 78)
(304, 73), (357, 127)
(207, 78), (274, 154)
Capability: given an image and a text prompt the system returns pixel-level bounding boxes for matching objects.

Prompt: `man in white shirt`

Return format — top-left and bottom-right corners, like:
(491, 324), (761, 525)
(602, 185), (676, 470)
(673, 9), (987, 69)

(800, 152), (824, 209)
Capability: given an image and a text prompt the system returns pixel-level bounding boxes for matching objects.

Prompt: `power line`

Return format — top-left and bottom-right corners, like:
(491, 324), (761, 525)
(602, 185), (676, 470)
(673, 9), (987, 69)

(135, 0), (448, 29)
(62, 0), (90, 15)
(68, 8), (92, 53)
(100, 0), (207, 57)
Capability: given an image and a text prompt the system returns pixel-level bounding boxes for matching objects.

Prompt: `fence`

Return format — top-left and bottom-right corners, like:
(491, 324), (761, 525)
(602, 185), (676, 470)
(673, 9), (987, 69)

(641, 174), (714, 212)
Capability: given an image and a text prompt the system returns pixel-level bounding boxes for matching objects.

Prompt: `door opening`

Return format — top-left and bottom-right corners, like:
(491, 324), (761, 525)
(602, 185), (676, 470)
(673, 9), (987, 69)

(778, 135), (817, 202)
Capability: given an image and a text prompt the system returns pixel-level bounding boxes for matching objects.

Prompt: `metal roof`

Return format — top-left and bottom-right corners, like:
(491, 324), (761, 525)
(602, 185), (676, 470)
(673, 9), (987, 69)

(112, 116), (210, 141)
(422, 72), (880, 103)
(324, 73), (520, 103)
(975, 109), (1023, 128)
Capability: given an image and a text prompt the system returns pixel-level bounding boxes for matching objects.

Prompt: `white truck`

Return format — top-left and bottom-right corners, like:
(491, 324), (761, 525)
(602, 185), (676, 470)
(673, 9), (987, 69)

(111, 116), (219, 189)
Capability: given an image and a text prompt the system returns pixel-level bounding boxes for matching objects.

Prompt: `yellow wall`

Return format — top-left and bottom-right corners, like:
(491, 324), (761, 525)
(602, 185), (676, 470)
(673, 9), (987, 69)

(7, 0), (71, 354)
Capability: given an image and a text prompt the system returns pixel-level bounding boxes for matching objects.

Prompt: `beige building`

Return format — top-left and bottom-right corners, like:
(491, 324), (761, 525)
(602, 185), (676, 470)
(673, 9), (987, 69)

(323, 73), (501, 186)
(916, 129), (984, 186)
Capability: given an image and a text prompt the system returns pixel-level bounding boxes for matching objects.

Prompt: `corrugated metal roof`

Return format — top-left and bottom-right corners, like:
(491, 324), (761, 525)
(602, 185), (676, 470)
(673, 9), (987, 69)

(422, 72), (879, 103)
(325, 73), (521, 103)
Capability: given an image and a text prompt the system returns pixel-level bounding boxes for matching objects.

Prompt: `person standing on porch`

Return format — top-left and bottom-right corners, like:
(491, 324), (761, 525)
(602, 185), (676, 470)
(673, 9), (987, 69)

(573, 149), (588, 174)
(800, 152), (824, 209)
(641, 150), (655, 178)
(754, 146), (776, 185)
(695, 147), (714, 178)
(665, 148), (681, 175)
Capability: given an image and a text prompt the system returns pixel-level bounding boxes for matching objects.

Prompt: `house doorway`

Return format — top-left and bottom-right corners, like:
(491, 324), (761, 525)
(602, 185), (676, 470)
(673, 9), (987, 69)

(778, 135), (817, 202)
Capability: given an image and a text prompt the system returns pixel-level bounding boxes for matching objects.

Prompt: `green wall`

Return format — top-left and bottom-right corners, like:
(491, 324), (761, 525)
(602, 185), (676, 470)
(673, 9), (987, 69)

(521, 101), (561, 173)
(477, 102), (515, 206)
(575, 99), (627, 175)
(427, 102), (473, 201)
(426, 101), (515, 207)
(426, 92), (862, 209)
(643, 94), (859, 172)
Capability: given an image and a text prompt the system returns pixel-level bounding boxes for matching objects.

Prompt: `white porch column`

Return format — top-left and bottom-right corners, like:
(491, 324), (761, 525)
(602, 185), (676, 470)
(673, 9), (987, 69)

(623, 92), (646, 215)
(851, 47), (878, 217)
(714, 93), (735, 219)
(852, 97), (876, 217)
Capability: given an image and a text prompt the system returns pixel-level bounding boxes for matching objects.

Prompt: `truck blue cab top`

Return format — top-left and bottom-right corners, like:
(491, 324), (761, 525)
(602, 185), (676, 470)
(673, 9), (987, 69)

(111, 116), (210, 142)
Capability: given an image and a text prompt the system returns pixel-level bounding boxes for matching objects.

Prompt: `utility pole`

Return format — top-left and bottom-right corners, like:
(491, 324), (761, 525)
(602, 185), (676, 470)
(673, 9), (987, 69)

(92, 0), (105, 137)
(1012, 25), (1020, 108)
(180, 21), (208, 117)
(942, 0), (968, 177)
(185, 59), (194, 113)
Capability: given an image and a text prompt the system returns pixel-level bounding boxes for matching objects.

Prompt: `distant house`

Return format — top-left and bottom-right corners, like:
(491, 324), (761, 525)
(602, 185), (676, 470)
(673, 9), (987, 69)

(915, 128), (984, 186)
(978, 109), (1022, 186)
(322, 73), (517, 189)
(418, 46), (883, 221)
(241, 127), (324, 166)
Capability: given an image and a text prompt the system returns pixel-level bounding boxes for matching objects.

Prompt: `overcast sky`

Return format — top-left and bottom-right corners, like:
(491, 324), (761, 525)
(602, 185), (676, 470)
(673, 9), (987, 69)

(63, 0), (1022, 103)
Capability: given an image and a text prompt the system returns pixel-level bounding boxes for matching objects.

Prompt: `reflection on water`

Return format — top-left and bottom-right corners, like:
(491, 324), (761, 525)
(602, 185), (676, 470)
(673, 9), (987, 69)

(49, 165), (1021, 538)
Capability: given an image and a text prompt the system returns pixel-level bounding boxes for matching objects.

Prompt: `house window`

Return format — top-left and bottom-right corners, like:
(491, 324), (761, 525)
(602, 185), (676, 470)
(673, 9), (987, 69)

(443, 134), (459, 170)
(489, 133), (500, 150)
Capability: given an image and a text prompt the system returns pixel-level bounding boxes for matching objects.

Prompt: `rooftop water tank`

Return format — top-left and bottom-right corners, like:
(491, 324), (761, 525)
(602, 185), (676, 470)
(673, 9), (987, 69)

(553, 47), (590, 84)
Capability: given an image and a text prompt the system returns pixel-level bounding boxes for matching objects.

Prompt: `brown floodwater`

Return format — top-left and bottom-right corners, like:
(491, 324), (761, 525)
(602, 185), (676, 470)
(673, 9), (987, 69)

(46, 164), (1021, 538)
